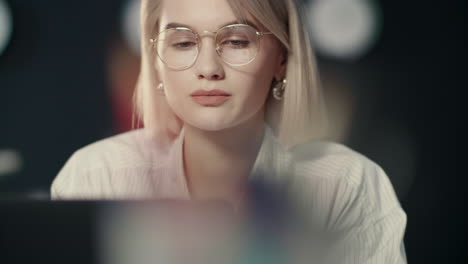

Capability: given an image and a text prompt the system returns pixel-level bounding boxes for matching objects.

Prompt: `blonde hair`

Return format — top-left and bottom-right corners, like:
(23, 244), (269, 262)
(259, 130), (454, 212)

(134, 0), (328, 149)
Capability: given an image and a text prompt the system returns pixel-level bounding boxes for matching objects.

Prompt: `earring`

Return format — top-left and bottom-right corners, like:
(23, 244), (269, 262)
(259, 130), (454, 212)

(157, 82), (165, 94)
(272, 78), (287, 100)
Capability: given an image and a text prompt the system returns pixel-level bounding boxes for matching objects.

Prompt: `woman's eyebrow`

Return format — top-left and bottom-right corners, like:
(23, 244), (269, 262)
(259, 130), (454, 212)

(163, 19), (260, 31)
(164, 22), (191, 30)
(218, 19), (260, 29)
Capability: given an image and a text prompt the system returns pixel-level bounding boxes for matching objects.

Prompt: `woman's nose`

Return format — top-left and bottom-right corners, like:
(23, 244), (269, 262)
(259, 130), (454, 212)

(194, 39), (225, 80)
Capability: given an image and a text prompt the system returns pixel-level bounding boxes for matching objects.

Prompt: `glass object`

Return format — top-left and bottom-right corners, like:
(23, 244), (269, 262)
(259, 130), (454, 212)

(150, 24), (273, 70)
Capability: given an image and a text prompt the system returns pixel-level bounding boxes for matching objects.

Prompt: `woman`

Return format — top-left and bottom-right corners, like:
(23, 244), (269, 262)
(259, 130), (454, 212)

(51, 0), (407, 262)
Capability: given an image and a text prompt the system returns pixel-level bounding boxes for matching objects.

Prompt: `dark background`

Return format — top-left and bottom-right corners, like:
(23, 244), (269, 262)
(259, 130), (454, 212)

(0, 0), (465, 263)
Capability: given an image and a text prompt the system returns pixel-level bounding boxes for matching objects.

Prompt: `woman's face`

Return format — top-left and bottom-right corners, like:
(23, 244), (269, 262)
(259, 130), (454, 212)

(155, 0), (286, 131)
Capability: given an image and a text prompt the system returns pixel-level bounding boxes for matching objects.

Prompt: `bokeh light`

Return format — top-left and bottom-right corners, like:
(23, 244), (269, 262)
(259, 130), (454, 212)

(0, 149), (23, 178)
(0, 0), (13, 56)
(307, 0), (382, 60)
(121, 0), (141, 56)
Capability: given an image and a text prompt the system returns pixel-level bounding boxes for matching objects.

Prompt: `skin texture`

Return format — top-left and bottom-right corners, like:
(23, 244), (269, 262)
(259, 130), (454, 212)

(154, 0), (286, 205)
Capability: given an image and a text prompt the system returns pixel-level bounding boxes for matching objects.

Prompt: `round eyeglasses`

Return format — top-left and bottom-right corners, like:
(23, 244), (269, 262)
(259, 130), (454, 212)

(150, 24), (274, 70)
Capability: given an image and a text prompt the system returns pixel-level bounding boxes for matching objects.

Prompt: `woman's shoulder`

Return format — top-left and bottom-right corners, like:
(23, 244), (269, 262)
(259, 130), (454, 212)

(51, 129), (167, 199)
(290, 140), (374, 183)
(287, 140), (407, 262)
(288, 139), (405, 229)
(69, 128), (161, 169)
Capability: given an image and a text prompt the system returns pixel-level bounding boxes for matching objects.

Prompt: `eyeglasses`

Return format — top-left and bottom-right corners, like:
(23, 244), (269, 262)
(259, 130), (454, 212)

(150, 24), (274, 70)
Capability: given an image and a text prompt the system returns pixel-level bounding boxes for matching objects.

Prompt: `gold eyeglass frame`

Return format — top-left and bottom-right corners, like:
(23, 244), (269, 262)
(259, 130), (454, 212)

(149, 23), (274, 70)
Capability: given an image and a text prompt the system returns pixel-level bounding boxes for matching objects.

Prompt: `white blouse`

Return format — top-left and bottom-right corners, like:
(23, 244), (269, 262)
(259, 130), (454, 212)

(51, 124), (407, 263)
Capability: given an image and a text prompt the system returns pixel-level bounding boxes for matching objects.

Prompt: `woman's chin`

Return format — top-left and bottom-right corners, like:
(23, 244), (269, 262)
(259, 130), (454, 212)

(183, 117), (237, 132)
(186, 121), (232, 132)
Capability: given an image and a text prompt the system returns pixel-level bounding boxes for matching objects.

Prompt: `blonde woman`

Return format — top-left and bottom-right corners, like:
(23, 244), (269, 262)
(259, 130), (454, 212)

(51, 0), (407, 262)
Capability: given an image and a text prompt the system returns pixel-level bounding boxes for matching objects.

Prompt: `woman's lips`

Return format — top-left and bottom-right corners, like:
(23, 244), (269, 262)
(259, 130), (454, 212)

(191, 89), (231, 106)
(191, 95), (230, 106)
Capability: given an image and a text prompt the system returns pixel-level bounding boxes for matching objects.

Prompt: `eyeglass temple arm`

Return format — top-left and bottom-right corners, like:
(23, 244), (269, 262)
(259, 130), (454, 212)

(257, 32), (274, 36)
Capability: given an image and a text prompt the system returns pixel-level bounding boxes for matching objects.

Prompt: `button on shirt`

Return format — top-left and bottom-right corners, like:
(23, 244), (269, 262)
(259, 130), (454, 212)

(51, 124), (407, 263)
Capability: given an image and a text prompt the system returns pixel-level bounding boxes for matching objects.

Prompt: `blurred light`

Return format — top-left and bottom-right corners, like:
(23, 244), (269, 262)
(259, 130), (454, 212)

(0, 149), (23, 177)
(121, 0), (141, 56)
(98, 202), (325, 264)
(0, 0), (13, 56)
(26, 189), (50, 200)
(307, 0), (382, 60)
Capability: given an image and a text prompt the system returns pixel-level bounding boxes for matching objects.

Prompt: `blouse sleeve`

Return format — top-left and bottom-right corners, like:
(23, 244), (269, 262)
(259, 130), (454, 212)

(292, 149), (407, 263)
(323, 158), (408, 264)
(50, 140), (156, 200)
(50, 150), (102, 200)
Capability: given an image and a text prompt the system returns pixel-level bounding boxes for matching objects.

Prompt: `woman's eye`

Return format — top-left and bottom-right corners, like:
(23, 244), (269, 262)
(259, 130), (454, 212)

(222, 39), (250, 48)
(172, 41), (197, 49)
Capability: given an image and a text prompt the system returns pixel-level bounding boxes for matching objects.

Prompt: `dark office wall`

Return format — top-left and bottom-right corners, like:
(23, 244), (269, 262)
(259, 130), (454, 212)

(0, 0), (120, 192)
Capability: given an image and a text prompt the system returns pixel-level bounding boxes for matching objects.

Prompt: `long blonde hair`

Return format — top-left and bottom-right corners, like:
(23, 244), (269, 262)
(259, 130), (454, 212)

(134, 0), (328, 149)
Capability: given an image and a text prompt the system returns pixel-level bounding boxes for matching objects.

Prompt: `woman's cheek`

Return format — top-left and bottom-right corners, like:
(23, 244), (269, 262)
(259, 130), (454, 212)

(164, 83), (190, 117)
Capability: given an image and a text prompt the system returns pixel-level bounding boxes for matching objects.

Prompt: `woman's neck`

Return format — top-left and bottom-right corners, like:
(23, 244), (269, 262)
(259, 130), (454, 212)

(182, 115), (266, 204)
